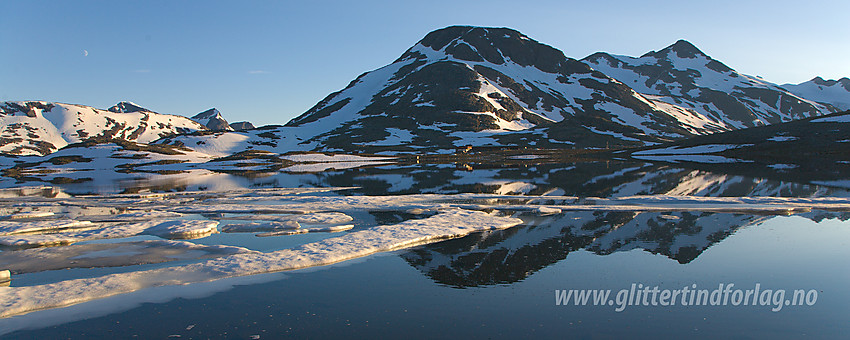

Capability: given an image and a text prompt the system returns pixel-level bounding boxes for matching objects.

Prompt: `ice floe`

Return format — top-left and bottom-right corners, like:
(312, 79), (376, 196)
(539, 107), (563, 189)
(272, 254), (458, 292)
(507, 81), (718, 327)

(220, 221), (302, 233)
(79, 211), (185, 222)
(0, 220), (219, 246)
(5, 212), (56, 220)
(2, 186), (850, 319)
(144, 220), (219, 239)
(217, 212), (353, 225)
(0, 209), (521, 318)
(0, 240), (253, 274)
(256, 224), (354, 237)
(0, 220), (93, 236)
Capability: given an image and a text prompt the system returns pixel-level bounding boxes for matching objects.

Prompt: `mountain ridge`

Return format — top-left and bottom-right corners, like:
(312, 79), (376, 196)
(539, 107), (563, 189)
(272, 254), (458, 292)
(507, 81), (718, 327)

(0, 101), (208, 156)
(2, 26), (848, 158)
(581, 39), (836, 130)
(782, 77), (850, 110)
(282, 26), (736, 153)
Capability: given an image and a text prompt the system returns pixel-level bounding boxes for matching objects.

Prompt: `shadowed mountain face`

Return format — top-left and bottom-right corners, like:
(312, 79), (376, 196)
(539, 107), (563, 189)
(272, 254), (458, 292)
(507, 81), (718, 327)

(192, 108), (233, 131)
(107, 101), (151, 113)
(582, 40), (836, 130)
(626, 110), (850, 181)
(228, 121), (255, 130)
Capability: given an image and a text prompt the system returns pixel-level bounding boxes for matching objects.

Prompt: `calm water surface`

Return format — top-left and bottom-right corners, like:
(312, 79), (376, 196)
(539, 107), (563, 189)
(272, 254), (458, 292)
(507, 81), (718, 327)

(3, 160), (849, 338)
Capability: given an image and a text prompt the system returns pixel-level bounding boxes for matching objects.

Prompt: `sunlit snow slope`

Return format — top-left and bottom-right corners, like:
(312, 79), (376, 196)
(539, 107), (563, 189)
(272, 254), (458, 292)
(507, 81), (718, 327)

(0, 101), (207, 156)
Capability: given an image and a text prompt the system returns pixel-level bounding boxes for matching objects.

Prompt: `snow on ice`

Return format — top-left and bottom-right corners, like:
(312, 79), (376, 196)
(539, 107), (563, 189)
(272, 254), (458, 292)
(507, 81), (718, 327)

(2, 186), (850, 319)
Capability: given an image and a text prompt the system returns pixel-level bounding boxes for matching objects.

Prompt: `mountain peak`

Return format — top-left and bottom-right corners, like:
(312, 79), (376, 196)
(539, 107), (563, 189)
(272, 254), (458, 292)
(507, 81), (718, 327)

(406, 25), (582, 74)
(811, 76), (850, 89)
(642, 39), (706, 59)
(191, 108), (232, 131)
(668, 39), (705, 58)
(108, 101), (150, 113)
(192, 108), (222, 120)
(418, 26), (527, 50)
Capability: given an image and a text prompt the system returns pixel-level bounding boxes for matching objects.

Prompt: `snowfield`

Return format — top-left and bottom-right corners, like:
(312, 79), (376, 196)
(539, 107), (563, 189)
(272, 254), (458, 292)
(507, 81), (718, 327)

(0, 102), (206, 156)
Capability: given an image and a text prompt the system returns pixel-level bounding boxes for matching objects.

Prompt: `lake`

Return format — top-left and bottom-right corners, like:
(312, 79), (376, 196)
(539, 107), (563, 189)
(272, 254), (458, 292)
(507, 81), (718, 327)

(1, 159), (849, 338)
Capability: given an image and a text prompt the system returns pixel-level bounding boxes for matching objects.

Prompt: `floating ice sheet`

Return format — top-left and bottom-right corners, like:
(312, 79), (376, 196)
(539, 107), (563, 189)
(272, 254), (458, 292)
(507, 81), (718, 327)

(0, 209), (522, 318)
(0, 240), (253, 274)
(5, 212), (56, 220)
(256, 224), (354, 237)
(77, 211), (185, 222)
(0, 220), (220, 246)
(0, 220), (93, 236)
(220, 221), (301, 233)
(3, 187), (850, 319)
(217, 212), (353, 224)
(144, 220), (219, 239)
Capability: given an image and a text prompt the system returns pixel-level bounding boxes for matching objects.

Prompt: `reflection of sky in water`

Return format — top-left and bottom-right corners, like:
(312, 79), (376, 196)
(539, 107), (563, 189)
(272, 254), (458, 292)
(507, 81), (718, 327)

(3, 214), (847, 338)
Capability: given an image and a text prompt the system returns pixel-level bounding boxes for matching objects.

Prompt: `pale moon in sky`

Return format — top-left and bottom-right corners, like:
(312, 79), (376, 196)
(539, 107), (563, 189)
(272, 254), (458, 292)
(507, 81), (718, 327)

(84, 50), (88, 57)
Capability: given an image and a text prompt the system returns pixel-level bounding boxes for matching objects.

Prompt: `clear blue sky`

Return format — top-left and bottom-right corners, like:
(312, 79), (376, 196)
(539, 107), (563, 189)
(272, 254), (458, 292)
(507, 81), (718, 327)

(2, 0), (848, 126)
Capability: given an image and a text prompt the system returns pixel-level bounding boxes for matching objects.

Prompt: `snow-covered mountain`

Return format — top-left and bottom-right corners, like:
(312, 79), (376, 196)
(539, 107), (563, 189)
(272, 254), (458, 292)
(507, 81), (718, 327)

(0, 101), (207, 156)
(169, 27), (841, 155)
(280, 26), (749, 152)
(783, 77), (850, 111)
(191, 108), (233, 131)
(582, 40), (836, 131)
(3, 27), (846, 158)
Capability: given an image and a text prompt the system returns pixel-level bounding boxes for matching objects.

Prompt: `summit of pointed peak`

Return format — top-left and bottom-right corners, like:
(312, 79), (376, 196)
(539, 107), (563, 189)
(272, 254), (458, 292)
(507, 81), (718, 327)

(641, 39), (707, 59)
(811, 76), (828, 85)
(668, 40), (706, 58)
(192, 108), (222, 120)
(108, 101), (150, 113)
(191, 108), (232, 131)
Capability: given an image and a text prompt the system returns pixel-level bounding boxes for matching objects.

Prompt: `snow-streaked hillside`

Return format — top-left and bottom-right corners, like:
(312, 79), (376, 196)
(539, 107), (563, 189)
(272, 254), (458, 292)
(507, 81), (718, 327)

(0, 101), (207, 156)
(582, 40), (836, 130)
(280, 26), (731, 152)
(783, 77), (850, 111)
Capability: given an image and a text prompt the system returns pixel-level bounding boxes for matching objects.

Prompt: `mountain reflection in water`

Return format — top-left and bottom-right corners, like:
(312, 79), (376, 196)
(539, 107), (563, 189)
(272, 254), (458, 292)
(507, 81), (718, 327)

(400, 209), (850, 287)
(30, 159), (848, 198)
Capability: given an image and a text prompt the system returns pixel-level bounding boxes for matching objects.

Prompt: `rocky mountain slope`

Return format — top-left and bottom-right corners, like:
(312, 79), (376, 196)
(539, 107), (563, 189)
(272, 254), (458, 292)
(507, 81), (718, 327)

(191, 108), (233, 131)
(281, 26), (742, 152)
(582, 40), (836, 130)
